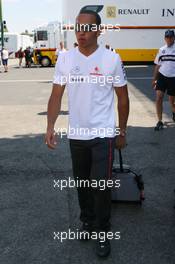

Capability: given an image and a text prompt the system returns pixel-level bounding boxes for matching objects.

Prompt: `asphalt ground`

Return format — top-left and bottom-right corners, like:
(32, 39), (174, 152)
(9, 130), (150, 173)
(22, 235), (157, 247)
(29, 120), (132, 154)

(0, 61), (175, 264)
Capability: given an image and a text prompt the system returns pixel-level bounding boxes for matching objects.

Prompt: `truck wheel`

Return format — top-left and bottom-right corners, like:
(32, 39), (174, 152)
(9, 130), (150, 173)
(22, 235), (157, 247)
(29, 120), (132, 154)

(41, 56), (51, 67)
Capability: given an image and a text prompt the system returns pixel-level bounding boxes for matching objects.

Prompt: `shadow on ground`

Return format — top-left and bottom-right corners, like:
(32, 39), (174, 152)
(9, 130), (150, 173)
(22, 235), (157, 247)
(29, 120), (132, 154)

(0, 124), (175, 264)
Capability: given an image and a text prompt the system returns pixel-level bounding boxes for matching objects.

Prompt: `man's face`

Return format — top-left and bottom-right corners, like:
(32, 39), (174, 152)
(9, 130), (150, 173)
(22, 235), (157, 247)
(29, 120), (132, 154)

(165, 36), (175, 47)
(75, 14), (100, 48)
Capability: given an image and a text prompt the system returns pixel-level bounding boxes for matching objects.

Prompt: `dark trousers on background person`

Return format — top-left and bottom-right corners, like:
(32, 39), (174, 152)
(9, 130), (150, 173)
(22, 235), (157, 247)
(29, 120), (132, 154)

(69, 137), (115, 232)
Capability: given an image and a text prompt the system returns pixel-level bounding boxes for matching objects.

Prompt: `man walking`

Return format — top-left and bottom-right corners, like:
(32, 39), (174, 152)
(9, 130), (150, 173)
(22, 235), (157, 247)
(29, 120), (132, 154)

(45, 10), (129, 257)
(152, 30), (175, 130)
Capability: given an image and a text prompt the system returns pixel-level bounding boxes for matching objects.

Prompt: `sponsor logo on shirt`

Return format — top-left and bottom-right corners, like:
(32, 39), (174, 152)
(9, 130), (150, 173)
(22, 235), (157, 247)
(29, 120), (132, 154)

(90, 66), (103, 76)
(159, 54), (175, 62)
(70, 66), (81, 74)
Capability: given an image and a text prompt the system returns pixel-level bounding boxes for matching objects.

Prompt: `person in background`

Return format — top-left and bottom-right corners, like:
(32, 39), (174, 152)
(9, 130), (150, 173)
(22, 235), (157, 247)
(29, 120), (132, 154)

(153, 30), (175, 130)
(24, 47), (32, 68)
(17, 47), (24, 68)
(1, 47), (9, 72)
(55, 41), (66, 60)
(74, 42), (79, 48)
(105, 44), (110, 50)
(105, 44), (114, 52)
(35, 50), (42, 65)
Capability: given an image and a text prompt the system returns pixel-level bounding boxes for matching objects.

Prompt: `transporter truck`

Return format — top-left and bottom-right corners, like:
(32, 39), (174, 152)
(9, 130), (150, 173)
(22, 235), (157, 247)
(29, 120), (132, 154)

(33, 21), (63, 67)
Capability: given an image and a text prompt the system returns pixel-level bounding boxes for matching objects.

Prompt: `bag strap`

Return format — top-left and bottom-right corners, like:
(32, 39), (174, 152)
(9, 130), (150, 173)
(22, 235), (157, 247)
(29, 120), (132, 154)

(119, 149), (124, 172)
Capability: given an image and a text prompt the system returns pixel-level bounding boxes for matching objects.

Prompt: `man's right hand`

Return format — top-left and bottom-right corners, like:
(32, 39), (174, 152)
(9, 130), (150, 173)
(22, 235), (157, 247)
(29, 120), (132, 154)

(115, 135), (127, 150)
(45, 128), (57, 150)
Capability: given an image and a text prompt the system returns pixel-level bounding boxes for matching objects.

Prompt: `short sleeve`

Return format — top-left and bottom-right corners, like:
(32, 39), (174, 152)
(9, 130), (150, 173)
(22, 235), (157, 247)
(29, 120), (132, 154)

(154, 49), (161, 65)
(113, 54), (127, 87)
(53, 53), (67, 86)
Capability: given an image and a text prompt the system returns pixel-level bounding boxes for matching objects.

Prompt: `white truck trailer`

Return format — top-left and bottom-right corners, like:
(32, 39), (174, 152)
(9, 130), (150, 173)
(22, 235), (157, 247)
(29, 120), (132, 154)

(62, 0), (175, 62)
(1, 33), (33, 58)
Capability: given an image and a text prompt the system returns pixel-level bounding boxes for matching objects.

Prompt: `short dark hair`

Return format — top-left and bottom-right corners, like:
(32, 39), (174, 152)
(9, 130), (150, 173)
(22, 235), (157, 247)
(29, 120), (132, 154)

(165, 30), (175, 38)
(79, 10), (101, 25)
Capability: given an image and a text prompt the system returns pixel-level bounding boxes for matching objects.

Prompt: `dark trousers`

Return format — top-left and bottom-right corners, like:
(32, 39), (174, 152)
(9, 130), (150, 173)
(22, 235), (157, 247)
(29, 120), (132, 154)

(69, 137), (115, 232)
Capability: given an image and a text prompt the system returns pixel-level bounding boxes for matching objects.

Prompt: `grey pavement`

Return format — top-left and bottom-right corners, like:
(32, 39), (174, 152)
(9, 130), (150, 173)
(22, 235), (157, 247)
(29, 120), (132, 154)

(8, 58), (19, 67)
(0, 64), (175, 264)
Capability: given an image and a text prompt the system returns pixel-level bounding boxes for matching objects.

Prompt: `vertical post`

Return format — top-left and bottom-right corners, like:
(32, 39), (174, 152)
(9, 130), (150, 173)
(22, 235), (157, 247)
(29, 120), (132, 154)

(0, 0), (4, 48)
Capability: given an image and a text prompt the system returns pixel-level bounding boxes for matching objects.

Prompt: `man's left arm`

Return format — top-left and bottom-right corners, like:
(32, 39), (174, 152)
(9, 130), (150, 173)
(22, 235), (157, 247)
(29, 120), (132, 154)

(114, 85), (130, 149)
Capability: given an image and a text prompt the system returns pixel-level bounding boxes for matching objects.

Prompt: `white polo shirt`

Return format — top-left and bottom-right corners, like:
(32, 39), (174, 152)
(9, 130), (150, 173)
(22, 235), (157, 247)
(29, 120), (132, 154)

(53, 46), (127, 140)
(154, 43), (175, 77)
(2, 49), (9, 60)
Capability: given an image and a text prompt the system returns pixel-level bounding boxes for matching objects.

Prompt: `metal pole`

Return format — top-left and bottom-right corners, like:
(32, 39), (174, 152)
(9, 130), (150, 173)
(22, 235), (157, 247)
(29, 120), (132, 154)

(0, 0), (4, 48)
